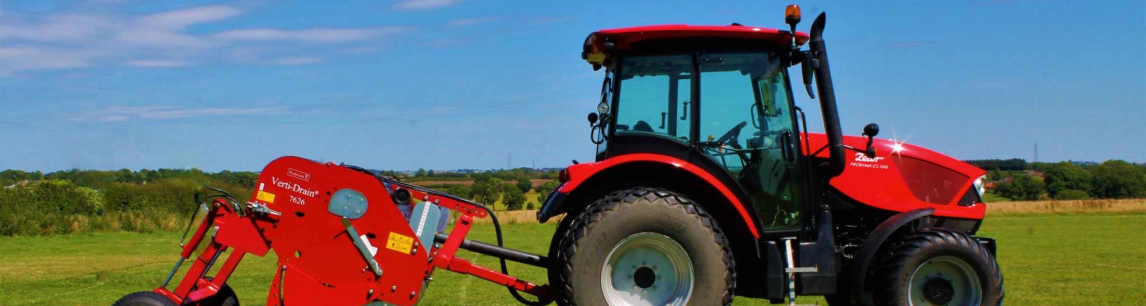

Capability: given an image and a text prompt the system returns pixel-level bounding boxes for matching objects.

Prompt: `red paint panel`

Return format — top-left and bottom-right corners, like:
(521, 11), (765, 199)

(802, 133), (987, 220)
(558, 153), (760, 238)
(593, 24), (810, 50)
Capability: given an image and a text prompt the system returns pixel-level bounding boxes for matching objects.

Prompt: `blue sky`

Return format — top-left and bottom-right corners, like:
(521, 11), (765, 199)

(0, 0), (1143, 172)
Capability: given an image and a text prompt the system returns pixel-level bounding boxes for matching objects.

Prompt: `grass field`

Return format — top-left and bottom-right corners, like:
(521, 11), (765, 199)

(1, 213), (1144, 306)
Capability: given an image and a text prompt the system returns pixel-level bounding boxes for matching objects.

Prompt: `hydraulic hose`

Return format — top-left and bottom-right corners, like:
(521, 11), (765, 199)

(475, 203), (552, 306)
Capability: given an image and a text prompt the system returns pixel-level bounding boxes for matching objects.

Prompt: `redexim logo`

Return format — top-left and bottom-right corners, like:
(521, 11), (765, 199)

(272, 176), (319, 197)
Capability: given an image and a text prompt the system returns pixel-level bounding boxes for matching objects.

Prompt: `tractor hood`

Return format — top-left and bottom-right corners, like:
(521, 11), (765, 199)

(803, 133), (987, 219)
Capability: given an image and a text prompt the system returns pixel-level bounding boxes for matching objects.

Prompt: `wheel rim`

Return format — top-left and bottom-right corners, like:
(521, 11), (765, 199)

(908, 255), (982, 306)
(601, 232), (694, 306)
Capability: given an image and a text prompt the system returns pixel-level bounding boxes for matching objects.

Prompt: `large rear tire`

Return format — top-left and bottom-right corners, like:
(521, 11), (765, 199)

(552, 187), (735, 306)
(876, 229), (1004, 306)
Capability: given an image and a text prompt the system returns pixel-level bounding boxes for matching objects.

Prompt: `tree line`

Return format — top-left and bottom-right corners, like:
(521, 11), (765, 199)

(972, 159), (1146, 201)
(0, 167), (563, 236)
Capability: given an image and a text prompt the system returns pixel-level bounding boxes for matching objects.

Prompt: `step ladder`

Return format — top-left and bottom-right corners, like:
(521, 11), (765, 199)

(782, 237), (819, 306)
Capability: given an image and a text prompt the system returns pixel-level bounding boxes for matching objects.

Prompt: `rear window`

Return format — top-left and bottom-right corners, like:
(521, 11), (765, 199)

(893, 157), (970, 205)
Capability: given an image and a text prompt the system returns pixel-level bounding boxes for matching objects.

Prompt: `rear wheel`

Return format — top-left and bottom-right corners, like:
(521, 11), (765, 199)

(552, 187), (735, 306)
(876, 229), (1004, 306)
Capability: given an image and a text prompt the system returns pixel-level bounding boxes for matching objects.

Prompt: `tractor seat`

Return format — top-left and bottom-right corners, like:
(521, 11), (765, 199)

(633, 120), (654, 132)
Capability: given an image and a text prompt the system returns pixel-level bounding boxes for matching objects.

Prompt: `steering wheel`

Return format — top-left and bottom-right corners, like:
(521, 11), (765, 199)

(700, 121), (750, 165)
(710, 121), (748, 149)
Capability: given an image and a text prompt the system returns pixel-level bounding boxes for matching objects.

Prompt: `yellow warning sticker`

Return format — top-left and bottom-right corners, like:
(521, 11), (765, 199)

(256, 190), (276, 203)
(386, 232), (414, 253)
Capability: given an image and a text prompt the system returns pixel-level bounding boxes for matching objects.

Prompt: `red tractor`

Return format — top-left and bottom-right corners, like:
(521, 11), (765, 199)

(114, 6), (1002, 306)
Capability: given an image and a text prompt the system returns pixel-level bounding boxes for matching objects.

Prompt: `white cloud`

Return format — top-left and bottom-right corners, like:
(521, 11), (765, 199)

(0, 46), (94, 73)
(213, 26), (413, 44)
(0, 5), (415, 75)
(446, 17), (499, 27)
(71, 105), (288, 123)
(273, 57), (323, 65)
(392, 0), (464, 10)
(124, 60), (194, 67)
(138, 6), (242, 29)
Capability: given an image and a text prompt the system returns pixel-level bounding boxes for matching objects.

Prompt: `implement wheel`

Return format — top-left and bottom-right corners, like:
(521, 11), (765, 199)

(877, 229), (1004, 306)
(552, 187), (735, 306)
(112, 292), (177, 306)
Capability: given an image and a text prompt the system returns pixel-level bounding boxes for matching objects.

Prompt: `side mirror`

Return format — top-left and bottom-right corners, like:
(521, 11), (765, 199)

(801, 51), (815, 99)
(587, 112), (599, 126)
(862, 123), (879, 157)
(863, 123), (879, 138)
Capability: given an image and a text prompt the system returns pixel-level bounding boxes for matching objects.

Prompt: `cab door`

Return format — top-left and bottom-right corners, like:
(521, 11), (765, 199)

(696, 52), (803, 231)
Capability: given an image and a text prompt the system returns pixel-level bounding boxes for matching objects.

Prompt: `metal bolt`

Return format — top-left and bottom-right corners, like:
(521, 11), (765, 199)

(652, 265), (657, 270)
(368, 289), (374, 296)
(652, 285), (658, 290)
(628, 275), (633, 280)
(391, 286), (397, 292)
(657, 275), (662, 280)
(642, 261), (647, 266)
(410, 291), (416, 298)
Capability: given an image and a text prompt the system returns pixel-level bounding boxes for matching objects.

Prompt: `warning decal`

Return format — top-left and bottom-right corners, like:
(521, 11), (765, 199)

(256, 190), (276, 203)
(386, 232), (414, 253)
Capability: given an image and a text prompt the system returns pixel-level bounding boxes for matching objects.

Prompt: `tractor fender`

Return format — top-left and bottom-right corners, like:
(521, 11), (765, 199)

(537, 153), (760, 238)
(848, 207), (935, 304)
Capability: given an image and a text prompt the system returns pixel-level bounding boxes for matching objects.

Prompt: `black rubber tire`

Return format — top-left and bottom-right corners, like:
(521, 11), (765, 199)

(824, 293), (856, 306)
(112, 291), (178, 306)
(875, 229), (1004, 306)
(552, 187), (736, 306)
(192, 281), (239, 306)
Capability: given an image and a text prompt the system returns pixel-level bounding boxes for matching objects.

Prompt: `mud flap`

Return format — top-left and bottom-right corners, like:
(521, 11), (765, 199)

(797, 206), (838, 296)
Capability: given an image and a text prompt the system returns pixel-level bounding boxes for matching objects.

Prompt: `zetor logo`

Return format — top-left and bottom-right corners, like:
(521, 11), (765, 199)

(854, 152), (885, 163)
(286, 168), (311, 182)
(272, 176), (319, 198)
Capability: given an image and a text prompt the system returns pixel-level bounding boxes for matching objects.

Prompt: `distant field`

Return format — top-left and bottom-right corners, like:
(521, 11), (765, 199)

(985, 198), (1146, 216)
(2, 213), (1144, 306)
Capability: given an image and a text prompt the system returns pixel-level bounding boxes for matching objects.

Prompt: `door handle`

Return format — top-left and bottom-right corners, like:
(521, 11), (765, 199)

(780, 131), (794, 162)
(680, 102), (689, 120)
(660, 112), (666, 129)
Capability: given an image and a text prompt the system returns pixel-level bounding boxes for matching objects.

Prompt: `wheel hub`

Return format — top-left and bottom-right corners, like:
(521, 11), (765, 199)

(634, 266), (657, 289)
(907, 256), (983, 306)
(601, 232), (694, 306)
(921, 277), (955, 305)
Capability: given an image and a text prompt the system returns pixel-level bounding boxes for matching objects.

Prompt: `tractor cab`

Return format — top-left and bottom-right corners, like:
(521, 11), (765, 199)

(582, 24), (814, 231)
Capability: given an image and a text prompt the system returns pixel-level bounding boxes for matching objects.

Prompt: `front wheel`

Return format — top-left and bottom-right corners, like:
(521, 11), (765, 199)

(552, 187), (735, 306)
(877, 229), (1004, 306)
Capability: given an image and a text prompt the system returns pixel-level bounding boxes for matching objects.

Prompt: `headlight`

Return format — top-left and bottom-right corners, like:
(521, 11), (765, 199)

(973, 175), (986, 198)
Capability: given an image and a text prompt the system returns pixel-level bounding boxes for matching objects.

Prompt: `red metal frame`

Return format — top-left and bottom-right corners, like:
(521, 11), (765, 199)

(148, 156), (549, 306)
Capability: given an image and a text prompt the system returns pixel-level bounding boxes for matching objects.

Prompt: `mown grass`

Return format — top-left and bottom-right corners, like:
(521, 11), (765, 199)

(1, 214), (1143, 306)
